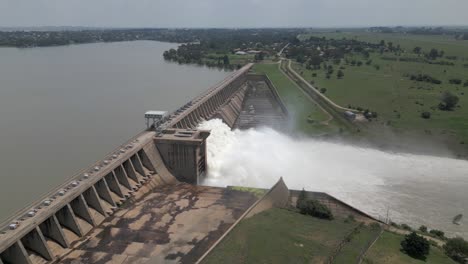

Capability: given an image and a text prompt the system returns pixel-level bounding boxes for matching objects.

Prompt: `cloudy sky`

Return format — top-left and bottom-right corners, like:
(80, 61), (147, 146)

(1, 0), (467, 28)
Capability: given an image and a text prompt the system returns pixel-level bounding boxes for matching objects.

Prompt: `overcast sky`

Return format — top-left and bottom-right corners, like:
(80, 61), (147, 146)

(1, 0), (468, 28)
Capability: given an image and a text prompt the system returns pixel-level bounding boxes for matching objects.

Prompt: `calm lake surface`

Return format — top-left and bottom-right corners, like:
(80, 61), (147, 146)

(0, 41), (229, 221)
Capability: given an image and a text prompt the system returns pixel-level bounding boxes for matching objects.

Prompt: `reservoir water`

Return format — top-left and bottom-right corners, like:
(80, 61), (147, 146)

(0, 41), (229, 221)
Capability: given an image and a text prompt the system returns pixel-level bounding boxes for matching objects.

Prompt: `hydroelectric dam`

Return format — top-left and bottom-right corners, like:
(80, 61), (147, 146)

(0, 64), (378, 264)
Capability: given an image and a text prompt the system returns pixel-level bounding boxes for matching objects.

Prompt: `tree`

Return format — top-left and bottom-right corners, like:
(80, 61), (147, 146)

(388, 42), (394, 50)
(444, 237), (468, 263)
(413, 46), (422, 55)
(428, 48), (439, 60)
(429, 229), (445, 238)
(299, 199), (333, 220)
(419, 225), (428, 233)
(421, 112), (431, 119)
(320, 88), (327, 93)
(223, 55), (230, 65)
(449, 78), (462, 85)
(254, 52), (265, 61)
(439, 92), (459, 111)
(309, 55), (322, 69)
(337, 70), (344, 79)
(401, 232), (430, 259)
(296, 188), (307, 209)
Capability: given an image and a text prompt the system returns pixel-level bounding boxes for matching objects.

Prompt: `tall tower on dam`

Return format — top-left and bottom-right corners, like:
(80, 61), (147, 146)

(0, 63), (296, 263)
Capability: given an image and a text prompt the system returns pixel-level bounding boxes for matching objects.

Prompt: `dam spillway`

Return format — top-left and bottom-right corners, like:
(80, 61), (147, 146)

(0, 63), (293, 264)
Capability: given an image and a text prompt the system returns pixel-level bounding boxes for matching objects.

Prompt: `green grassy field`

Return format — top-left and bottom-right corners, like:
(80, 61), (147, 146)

(253, 63), (340, 135)
(293, 32), (468, 151)
(363, 231), (456, 264)
(333, 225), (381, 263)
(202, 208), (361, 264)
(227, 186), (267, 198)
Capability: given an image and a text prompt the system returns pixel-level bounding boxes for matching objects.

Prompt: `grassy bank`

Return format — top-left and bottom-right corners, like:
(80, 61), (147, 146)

(333, 225), (381, 263)
(363, 231), (456, 264)
(202, 208), (361, 264)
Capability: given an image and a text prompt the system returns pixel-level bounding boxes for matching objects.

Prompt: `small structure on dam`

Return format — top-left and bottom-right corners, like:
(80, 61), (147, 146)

(0, 63), (377, 264)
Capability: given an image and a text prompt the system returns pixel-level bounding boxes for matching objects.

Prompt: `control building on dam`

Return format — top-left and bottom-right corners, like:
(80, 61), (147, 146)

(0, 64), (378, 264)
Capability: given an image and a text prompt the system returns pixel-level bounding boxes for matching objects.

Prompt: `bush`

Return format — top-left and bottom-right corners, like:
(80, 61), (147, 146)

(337, 70), (344, 79)
(320, 88), (327, 94)
(401, 223), (412, 231)
(449, 78), (462, 85)
(421, 112), (431, 119)
(464, 80), (468, 87)
(344, 215), (355, 223)
(419, 225), (428, 233)
(401, 232), (430, 259)
(298, 199), (333, 220)
(429, 229), (445, 238)
(444, 237), (468, 263)
(409, 74), (442, 84)
(439, 91), (459, 111)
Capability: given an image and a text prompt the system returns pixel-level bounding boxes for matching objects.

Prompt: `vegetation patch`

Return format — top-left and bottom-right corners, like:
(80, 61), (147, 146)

(227, 186), (267, 198)
(202, 208), (361, 264)
(364, 231), (456, 264)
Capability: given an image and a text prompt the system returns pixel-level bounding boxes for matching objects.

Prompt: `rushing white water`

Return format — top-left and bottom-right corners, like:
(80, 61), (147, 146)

(199, 119), (468, 238)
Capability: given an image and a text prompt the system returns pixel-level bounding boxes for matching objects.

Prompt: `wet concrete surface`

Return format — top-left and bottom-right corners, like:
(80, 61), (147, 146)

(234, 81), (286, 130)
(59, 184), (257, 264)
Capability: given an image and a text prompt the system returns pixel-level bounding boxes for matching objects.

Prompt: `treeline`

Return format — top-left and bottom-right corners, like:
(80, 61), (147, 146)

(368, 26), (468, 37)
(0, 28), (300, 48)
(0, 29), (203, 47)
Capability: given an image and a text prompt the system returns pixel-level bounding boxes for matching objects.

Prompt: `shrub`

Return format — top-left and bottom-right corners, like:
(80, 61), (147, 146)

(344, 215), (355, 223)
(429, 229), (445, 238)
(409, 74), (442, 84)
(449, 79), (462, 85)
(320, 88), (327, 94)
(419, 225), (428, 233)
(421, 112), (431, 119)
(439, 92), (459, 111)
(337, 70), (344, 79)
(444, 237), (468, 263)
(464, 80), (468, 87)
(312, 73), (317, 77)
(298, 199), (333, 220)
(401, 232), (430, 259)
(296, 188), (307, 209)
(401, 223), (412, 231)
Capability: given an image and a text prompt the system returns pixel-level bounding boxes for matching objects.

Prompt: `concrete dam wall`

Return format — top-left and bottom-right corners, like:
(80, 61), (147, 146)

(0, 63), (291, 264)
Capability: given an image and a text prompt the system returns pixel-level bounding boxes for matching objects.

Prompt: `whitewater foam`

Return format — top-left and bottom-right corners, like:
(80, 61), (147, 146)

(198, 119), (468, 238)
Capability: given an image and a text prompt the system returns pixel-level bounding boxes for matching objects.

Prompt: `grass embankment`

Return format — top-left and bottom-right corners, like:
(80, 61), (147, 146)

(295, 32), (468, 151)
(227, 186), (267, 198)
(333, 225), (381, 263)
(253, 63), (339, 135)
(202, 208), (361, 264)
(363, 231), (456, 264)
